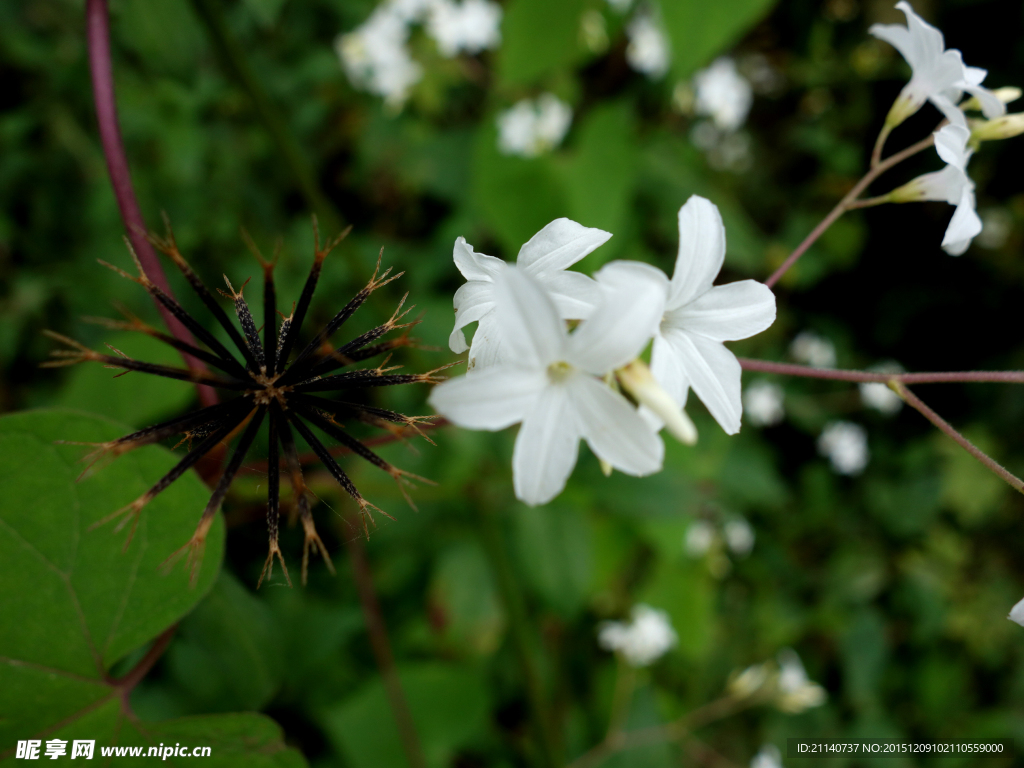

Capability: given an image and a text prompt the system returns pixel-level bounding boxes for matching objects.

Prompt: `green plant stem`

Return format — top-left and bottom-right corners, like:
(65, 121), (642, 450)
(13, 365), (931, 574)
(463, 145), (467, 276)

(477, 503), (560, 768)
(188, 0), (344, 237)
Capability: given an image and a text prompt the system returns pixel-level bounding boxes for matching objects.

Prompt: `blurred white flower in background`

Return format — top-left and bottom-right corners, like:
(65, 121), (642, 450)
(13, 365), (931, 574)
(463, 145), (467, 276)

(976, 208), (1013, 249)
(859, 362), (904, 415)
(889, 124), (981, 255)
(625, 12), (671, 79)
(685, 519), (716, 557)
(869, 1), (1004, 128)
(446, 219), (607, 368)
(1009, 596), (1024, 626)
(751, 744), (784, 768)
(427, 0), (503, 57)
(790, 331), (836, 368)
(744, 380), (785, 427)
(598, 604), (678, 666)
(818, 421), (869, 475)
(694, 57), (753, 131)
(430, 266), (665, 505)
(724, 518), (755, 557)
(775, 649), (828, 712)
(605, 0), (634, 13)
(497, 94), (573, 157)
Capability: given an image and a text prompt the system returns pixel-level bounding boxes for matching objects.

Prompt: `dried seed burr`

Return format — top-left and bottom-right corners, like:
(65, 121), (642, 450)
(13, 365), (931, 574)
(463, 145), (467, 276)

(45, 217), (446, 587)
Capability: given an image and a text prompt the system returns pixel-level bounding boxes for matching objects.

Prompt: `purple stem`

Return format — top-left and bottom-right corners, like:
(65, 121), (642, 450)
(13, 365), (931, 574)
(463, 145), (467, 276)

(738, 358), (1024, 384)
(86, 0), (217, 407)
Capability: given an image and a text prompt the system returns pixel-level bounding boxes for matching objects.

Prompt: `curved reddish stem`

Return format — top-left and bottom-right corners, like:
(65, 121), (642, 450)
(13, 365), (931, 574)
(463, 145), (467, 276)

(738, 358), (1024, 384)
(86, 0), (217, 407)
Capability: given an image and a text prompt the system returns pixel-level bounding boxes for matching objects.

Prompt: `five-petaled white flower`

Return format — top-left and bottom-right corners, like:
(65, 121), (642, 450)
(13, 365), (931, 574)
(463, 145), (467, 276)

(637, 195), (776, 435)
(448, 219), (607, 369)
(869, 1), (1004, 128)
(598, 604), (677, 667)
(890, 124), (981, 255)
(431, 265), (665, 505)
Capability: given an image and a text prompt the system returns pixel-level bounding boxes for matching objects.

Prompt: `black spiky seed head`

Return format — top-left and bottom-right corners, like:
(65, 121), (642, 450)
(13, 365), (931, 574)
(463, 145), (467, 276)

(44, 217), (450, 587)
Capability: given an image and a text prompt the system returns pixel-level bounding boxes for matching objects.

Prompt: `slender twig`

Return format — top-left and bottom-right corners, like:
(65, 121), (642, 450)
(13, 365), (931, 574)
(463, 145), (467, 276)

(892, 381), (1024, 493)
(870, 123), (892, 169)
(738, 358), (1024, 384)
(765, 134), (935, 288)
(111, 623), (178, 711)
(85, 0), (217, 407)
(845, 194), (891, 210)
(478, 502), (561, 768)
(342, 522), (428, 768)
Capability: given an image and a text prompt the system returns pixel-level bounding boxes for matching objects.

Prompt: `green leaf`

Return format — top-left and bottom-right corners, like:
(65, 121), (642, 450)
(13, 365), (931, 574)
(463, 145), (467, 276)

(513, 502), (592, 617)
(660, 0), (779, 79)
(638, 559), (714, 661)
(430, 540), (507, 655)
(0, 410), (301, 764)
(498, 0), (590, 86)
(319, 663), (489, 768)
(114, 0), (205, 79)
(935, 429), (1007, 527)
(56, 332), (197, 429)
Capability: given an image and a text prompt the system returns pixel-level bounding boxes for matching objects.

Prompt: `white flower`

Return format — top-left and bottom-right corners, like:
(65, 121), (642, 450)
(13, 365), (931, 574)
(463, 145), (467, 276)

(497, 94), (573, 157)
(789, 331), (836, 368)
(817, 421), (869, 476)
(751, 744), (783, 768)
(775, 649), (828, 713)
(429, 266), (665, 505)
(744, 381), (784, 427)
(728, 663), (771, 698)
(606, 0), (633, 13)
(335, 6), (422, 107)
(869, 1), (1004, 127)
(598, 604), (677, 667)
(427, 0), (502, 57)
(724, 518), (755, 557)
(859, 362), (904, 415)
(447, 219), (607, 368)
(684, 520), (716, 557)
(890, 124), (981, 255)
(1009, 596), (1024, 626)
(693, 57), (753, 131)
(636, 196), (776, 436)
(626, 13), (670, 80)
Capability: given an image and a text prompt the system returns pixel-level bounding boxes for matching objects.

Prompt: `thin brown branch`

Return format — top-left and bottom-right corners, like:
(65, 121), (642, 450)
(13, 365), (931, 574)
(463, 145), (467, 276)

(738, 358), (1024, 384)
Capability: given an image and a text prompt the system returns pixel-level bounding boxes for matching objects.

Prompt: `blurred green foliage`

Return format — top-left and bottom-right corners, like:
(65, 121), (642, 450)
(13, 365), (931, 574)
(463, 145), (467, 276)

(3, 0), (1024, 766)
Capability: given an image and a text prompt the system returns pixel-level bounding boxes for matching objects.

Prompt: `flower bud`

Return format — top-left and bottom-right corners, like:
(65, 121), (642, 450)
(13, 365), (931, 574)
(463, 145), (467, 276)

(962, 86), (1022, 112)
(970, 114), (1024, 143)
(616, 360), (698, 445)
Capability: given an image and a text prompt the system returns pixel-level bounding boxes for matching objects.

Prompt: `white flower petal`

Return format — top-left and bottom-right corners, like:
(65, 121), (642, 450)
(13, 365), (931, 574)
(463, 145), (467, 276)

(512, 384), (580, 505)
(934, 124), (971, 169)
(450, 281), (494, 353)
(1009, 596), (1024, 627)
(567, 261), (666, 375)
(906, 164), (969, 204)
(467, 313), (506, 369)
(454, 236), (506, 282)
(650, 332), (690, 408)
(668, 195), (727, 309)
(543, 270), (603, 320)
(660, 329), (743, 434)
(494, 268), (567, 368)
(665, 280), (775, 342)
(942, 187), (982, 255)
(517, 219), (611, 275)
(428, 366), (545, 430)
(963, 83), (1006, 119)
(570, 374), (663, 476)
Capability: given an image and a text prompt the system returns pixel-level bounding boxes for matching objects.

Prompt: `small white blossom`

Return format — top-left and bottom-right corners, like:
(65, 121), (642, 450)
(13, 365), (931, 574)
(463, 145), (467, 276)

(869, 1), (1004, 128)
(890, 124), (980, 255)
(626, 12), (671, 80)
(724, 518), (755, 557)
(606, 0), (633, 13)
(598, 604), (678, 666)
(728, 663), (771, 698)
(627, 196), (776, 436)
(694, 57), (753, 131)
(1009, 596), (1024, 626)
(335, 6), (422, 107)
(447, 219), (607, 368)
(818, 421), (869, 476)
(790, 331), (836, 368)
(430, 266), (665, 505)
(744, 381), (784, 427)
(751, 744), (783, 768)
(859, 362), (904, 415)
(497, 94), (573, 157)
(776, 649), (828, 713)
(685, 520), (716, 557)
(427, 0), (502, 57)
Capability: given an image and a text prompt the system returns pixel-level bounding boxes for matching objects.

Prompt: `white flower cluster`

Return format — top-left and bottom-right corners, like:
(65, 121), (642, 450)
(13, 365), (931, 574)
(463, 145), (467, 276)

(751, 744), (783, 768)
(727, 649), (828, 713)
(743, 380), (784, 427)
(685, 518), (755, 558)
(859, 362), (904, 415)
(694, 58), (754, 132)
(607, 0), (671, 80)
(790, 331), (836, 369)
(496, 94), (573, 157)
(336, 0), (502, 107)
(598, 604), (677, 667)
(429, 195), (777, 505)
(870, 1), (1024, 255)
(818, 420), (869, 476)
